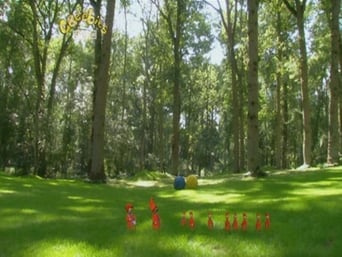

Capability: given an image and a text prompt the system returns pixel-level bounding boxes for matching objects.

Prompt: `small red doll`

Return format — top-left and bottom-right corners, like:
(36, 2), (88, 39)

(232, 213), (239, 231)
(224, 212), (231, 231)
(189, 211), (195, 229)
(265, 213), (271, 230)
(149, 197), (157, 213)
(149, 197), (160, 230)
(125, 203), (136, 230)
(241, 213), (248, 231)
(181, 212), (187, 226)
(152, 211), (160, 230)
(255, 213), (262, 231)
(207, 212), (214, 230)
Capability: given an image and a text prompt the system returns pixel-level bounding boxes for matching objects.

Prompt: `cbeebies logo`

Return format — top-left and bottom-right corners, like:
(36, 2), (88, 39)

(59, 4), (107, 34)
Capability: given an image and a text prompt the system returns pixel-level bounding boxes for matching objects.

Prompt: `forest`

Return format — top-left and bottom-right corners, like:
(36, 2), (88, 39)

(0, 0), (341, 182)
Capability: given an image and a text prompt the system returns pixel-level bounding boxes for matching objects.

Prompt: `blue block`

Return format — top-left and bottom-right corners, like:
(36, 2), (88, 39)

(174, 176), (186, 190)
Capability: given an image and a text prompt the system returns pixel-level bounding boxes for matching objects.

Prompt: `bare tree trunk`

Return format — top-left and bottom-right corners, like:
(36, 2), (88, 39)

(275, 11), (283, 169)
(247, 0), (260, 175)
(282, 81), (289, 168)
(209, 0), (243, 172)
(297, 6), (312, 167)
(339, 34), (342, 155)
(171, 39), (181, 175)
(158, 95), (165, 172)
(283, 0), (312, 168)
(239, 85), (245, 171)
(226, 0), (241, 172)
(152, 0), (183, 175)
(327, 0), (340, 165)
(88, 0), (116, 182)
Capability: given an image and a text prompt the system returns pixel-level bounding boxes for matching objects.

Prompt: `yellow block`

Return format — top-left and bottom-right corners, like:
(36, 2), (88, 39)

(186, 175), (198, 189)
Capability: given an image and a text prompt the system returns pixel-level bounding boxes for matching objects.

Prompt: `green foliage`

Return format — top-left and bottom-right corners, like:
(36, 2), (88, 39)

(1, 168), (342, 256)
(0, 0), (338, 177)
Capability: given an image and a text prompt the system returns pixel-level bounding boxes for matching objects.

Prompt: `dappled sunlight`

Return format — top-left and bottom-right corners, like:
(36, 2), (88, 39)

(23, 239), (120, 257)
(0, 189), (16, 195)
(110, 178), (173, 188)
(46, 181), (59, 186)
(61, 205), (101, 214)
(67, 195), (83, 200)
(127, 180), (161, 187)
(293, 186), (342, 197)
(172, 189), (244, 205)
(20, 208), (39, 215)
(109, 174), (241, 189)
(198, 178), (229, 186)
(140, 230), (280, 257)
(67, 195), (104, 204)
(1, 168), (342, 257)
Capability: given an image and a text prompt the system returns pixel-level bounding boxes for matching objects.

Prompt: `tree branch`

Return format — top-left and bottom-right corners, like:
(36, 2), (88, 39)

(283, 0), (297, 16)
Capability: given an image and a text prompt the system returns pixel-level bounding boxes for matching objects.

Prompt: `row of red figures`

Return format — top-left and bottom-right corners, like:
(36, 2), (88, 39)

(126, 199), (270, 232)
(182, 211), (271, 231)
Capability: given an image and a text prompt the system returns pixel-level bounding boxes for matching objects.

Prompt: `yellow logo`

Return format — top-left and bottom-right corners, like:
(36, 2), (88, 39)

(59, 4), (107, 34)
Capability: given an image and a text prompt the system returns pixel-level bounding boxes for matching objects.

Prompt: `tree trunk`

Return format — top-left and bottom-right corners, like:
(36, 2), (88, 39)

(88, 0), (116, 182)
(225, 0), (241, 172)
(211, 0), (244, 172)
(29, 1), (46, 177)
(171, 42), (181, 175)
(28, 1), (71, 177)
(247, 0), (260, 175)
(339, 34), (342, 155)
(239, 83), (245, 171)
(283, 0), (312, 168)
(170, 0), (183, 175)
(282, 81), (289, 168)
(275, 11), (283, 169)
(327, 0), (340, 165)
(297, 4), (312, 167)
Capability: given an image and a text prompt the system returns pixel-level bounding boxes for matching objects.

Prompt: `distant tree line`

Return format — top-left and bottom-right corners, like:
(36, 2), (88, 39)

(0, 0), (340, 180)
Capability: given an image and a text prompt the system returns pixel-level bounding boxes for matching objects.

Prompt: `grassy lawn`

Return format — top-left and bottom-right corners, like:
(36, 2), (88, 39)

(1, 168), (342, 257)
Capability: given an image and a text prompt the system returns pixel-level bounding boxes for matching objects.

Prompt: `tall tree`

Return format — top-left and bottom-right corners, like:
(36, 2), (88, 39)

(247, 0), (260, 175)
(283, 0), (312, 168)
(88, 0), (116, 182)
(206, 0), (244, 172)
(152, 0), (185, 175)
(26, 0), (75, 176)
(274, 8), (283, 169)
(261, 0), (290, 169)
(326, 0), (341, 165)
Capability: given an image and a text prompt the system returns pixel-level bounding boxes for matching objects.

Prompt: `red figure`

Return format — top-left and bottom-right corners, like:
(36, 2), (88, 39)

(189, 211), (195, 229)
(149, 197), (158, 213)
(232, 213), (239, 231)
(152, 212), (160, 230)
(224, 212), (231, 231)
(149, 197), (160, 230)
(125, 203), (136, 230)
(255, 213), (262, 231)
(241, 213), (248, 231)
(265, 213), (271, 230)
(181, 212), (187, 226)
(207, 212), (214, 230)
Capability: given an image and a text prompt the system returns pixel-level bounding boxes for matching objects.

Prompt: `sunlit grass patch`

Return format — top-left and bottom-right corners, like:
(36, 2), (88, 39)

(23, 239), (122, 257)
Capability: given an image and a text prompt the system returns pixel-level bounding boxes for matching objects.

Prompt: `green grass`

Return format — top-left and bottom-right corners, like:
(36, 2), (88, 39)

(1, 168), (342, 257)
